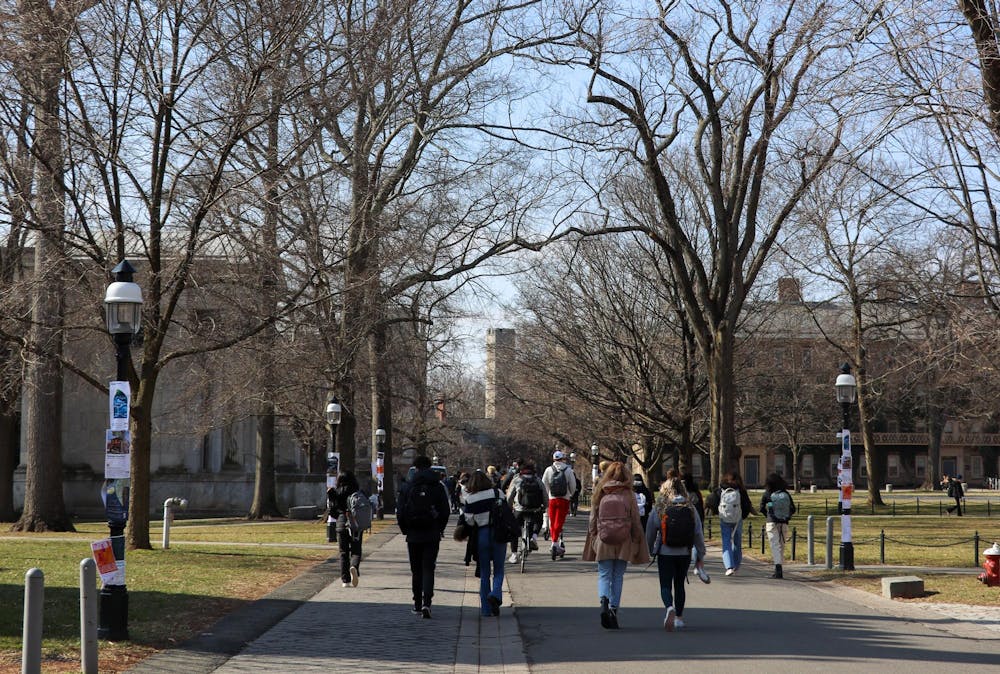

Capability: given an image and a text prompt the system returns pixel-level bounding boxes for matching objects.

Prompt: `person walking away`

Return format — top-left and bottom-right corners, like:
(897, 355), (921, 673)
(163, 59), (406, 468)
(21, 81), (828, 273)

(486, 465), (502, 489)
(760, 473), (796, 578)
(327, 470), (369, 588)
(500, 459), (522, 494)
(462, 471), (509, 616)
(683, 473), (705, 524)
(943, 474), (964, 515)
(397, 455), (451, 618)
(506, 462), (548, 562)
(584, 462), (650, 629)
(570, 468), (582, 517)
(542, 451), (578, 558)
(632, 474), (653, 531)
(646, 476), (707, 632)
(705, 471), (754, 575)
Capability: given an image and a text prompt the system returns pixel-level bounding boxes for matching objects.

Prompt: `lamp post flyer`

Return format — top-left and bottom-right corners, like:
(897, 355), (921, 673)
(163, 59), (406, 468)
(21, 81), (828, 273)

(91, 539), (121, 585)
(110, 381), (131, 431)
(105, 430), (131, 479)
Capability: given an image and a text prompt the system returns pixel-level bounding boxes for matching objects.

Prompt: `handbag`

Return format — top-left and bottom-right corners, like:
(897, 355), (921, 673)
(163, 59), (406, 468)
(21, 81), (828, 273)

(453, 514), (471, 541)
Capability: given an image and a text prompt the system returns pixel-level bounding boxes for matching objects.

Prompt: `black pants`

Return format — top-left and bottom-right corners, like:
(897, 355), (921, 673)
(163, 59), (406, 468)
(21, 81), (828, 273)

(948, 497), (963, 516)
(657, 554), (691, 617)
(511, 510), (543, 552)
(338, 525), (362, 582)
(407, 539), (440, 608)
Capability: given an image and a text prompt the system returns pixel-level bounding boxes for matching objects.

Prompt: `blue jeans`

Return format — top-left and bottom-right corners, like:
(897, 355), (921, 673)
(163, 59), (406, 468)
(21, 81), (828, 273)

(597, 559), (628, 608)
(657, 554), (690, 616)
(477, 526), (507, 614)
(720, 518), (743, 570)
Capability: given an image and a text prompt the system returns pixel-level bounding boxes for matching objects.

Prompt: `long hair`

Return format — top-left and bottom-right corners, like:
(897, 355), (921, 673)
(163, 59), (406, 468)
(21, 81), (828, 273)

(593, 461), (630, 509)
(467, 470), (494, 494)
(764, 472), (788, 492)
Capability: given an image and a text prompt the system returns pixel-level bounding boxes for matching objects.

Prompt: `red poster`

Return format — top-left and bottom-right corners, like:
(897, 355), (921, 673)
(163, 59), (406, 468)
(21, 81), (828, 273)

(91, 539), (118, 575)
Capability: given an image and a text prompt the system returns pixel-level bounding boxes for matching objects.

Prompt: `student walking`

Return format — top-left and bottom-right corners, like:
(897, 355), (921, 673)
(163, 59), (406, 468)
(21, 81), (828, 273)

(645, 476), (707, 632)
(462, 471), (509, 616)
(397, 455), (451, 618)
(705, 472), (754, 576)
(542, 451), (578, 558)
(943, 474), (964, 516)
(583, 462), (649, 629)
(632, 474), (653, 531)
(506, 462), (548, 562)
(760, 473), (796, 579)
(327, 470), (368, 588)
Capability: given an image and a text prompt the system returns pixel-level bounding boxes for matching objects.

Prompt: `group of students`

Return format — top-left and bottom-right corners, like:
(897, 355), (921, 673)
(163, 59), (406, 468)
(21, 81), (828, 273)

(330, 451), (798, 631)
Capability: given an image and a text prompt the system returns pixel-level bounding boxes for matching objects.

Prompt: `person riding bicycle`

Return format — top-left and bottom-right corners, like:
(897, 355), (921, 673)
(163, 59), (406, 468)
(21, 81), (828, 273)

(506, 462), (549, 562)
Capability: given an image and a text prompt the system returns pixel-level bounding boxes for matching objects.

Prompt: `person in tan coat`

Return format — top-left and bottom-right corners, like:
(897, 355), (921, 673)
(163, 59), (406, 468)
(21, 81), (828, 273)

(583, 461), (650, 629)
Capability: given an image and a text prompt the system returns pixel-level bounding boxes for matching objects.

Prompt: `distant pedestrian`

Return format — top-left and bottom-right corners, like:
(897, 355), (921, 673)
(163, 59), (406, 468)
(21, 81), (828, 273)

(486, 465), (502, 489)
(683, 473), (705, 525)
(326, 470), (368, 588)
(542, 451), (578, 558)
(397, 455), (451, 618)
(943, 474), (964, 516)
(506, 462), (548, 562)
(584, 462), (650, 629)
(645, 475), (707, 632)
(500, 459), (522, 494)
(570, 468), (582, 517)
(462, 471), (509, 616)
(760, 473), (796, 579)
(632, 474), (653, 531)
(705, 471), (754, 576)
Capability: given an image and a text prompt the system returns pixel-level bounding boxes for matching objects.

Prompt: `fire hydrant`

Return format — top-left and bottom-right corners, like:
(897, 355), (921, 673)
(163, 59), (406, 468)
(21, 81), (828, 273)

(979, 542), (1000, 587)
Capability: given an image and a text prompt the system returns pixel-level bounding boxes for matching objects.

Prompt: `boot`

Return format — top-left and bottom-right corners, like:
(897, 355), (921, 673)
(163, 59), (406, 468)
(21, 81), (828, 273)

(608, 607), (620, 629)
(771, 564), (783, 579)
(600, 596), (611, 629)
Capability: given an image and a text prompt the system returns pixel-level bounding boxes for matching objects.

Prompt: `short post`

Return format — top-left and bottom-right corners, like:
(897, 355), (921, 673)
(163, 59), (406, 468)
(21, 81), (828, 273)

(939, 500), (942, 516)
(975, 531), (980, 567)
(807, 515), (815, 565)
(80, 559), (98, 674)
(824, 497), (828, 515)
(23, 568), (43, 674)
(707, 517), (712, 540)
(879, 529), (885, 564)
(791, 527), (797, 561)
(826, 517), (834, 570)
(988, 500), (991, 517)
(161, 497), (188, 550)
(748, 521), (753, 548)
(892, 501), (895, 517)
(761, 524), (766, 554)
(916, 497), (919, 515)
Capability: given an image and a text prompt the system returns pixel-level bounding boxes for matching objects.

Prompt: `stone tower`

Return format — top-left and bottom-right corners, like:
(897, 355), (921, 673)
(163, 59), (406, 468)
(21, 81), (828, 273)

(485, 328), (515, 419)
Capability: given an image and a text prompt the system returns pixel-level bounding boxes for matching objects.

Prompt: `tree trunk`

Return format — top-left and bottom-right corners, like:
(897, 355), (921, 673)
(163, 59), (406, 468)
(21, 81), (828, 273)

(369, 325), (395, 510)
(924, 407), (945, 490)
(856, 366), (885, 507)
(248, 409), (282, 518)
(0, 412), (16, 521)
(706, 326), (738, 487)
(127, 371), (156, 549)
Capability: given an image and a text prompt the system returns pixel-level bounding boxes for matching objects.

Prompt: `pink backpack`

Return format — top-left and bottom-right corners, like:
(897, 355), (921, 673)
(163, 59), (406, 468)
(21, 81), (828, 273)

(597, 490), (632, 545)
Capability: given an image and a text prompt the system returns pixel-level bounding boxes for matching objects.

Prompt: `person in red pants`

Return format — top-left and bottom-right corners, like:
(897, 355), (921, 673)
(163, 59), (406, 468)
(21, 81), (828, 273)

(542, 451), (578, 558)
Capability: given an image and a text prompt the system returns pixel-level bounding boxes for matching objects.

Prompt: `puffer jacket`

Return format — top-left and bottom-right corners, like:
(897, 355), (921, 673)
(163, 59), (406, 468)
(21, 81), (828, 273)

(645, 494), (707, 562)
(582, 481), (651, 564)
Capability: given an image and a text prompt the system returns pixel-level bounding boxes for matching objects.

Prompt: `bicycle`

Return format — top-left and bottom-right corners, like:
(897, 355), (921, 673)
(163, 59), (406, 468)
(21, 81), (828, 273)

(518, 517), (532, 573)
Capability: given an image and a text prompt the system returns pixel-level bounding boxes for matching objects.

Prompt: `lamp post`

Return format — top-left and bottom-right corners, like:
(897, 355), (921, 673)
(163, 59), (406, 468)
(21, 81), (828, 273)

(375, 428), (386, 519)
(325, 397), (342, 543)
(100, 260), (143, 641)
(835, 363), (858, 571)
(590, 443), (599, 488)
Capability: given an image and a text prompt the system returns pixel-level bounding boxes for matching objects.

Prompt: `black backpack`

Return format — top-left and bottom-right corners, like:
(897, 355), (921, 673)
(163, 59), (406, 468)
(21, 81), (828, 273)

(402, 481), (439, 530)
(661, 504), (695, 548)
(549, 466), (569, 497)
(517, 476), (544, 509)
(490, 490), (520, 544)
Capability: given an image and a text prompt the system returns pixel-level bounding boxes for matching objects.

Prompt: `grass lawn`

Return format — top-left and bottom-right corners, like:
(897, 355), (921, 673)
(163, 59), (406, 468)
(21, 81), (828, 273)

(0, 517), (383, 674)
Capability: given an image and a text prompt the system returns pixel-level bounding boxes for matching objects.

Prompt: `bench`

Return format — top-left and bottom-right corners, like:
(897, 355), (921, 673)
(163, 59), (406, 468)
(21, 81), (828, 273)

(881, 575), (924, 599)
(288, 505), (320, 520)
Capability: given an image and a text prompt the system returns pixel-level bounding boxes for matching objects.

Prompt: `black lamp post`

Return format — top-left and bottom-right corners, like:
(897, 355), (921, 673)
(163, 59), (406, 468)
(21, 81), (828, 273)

(590, 443), (599, 487)
(835, 363), (858, 571)
(375, 428), (386, 519)
(100, 260), (142, 641)
(325, 397), (342, 542)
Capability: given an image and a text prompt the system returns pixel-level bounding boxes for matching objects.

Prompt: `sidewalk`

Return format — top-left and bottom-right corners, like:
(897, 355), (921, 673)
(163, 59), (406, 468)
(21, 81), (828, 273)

(130, 513), (999, 673)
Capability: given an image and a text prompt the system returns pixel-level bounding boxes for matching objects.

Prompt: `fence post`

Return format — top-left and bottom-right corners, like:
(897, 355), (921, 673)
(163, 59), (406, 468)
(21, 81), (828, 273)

(870, 500), (874, 515)
(824, 498), (828, 515)
(916, 497), (919, 515)
(761, 522), (766, 554)
(792, 527), (797, 561)
(80, 559), (98, 674)
(23, 568), (43, 674)
(989, 501), (991, 517)
(892, 501), (895, 517)
(807, 515), (815, 565)
(826, 517), (834, 570)
(939, 501), (942, 516)
(707, 517), (712, 540)
(975, 531), (980, 567)
(880, 529), (885, 564)
(748, 521), (753, 549)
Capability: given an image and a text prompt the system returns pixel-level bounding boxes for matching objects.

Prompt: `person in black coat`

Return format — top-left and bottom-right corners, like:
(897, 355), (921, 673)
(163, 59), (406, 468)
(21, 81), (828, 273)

(327, 470), (363, 588)
(397, 455), (451, 618)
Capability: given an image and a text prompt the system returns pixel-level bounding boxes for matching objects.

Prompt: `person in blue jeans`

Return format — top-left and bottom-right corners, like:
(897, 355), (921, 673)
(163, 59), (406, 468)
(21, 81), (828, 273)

(706, 471), (755, 575)
(462, 471), (508, 616)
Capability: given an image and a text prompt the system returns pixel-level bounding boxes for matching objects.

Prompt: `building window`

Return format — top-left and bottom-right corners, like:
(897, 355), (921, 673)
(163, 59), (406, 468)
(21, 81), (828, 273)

(830, 455), (839, 481)
(887, 454), (900, 479)
(802, 454), (814, 479)
(915, 455), (926, 479)
(692, 458), (703, 479)
(859, 461), (867, 479)
(774, 452), (786, 478)
(972, 455), (984, 479)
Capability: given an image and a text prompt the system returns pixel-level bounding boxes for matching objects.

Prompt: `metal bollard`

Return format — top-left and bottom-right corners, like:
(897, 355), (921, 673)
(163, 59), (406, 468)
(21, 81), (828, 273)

(748, 521), (753, 548)
(892, 501), (895, 517)
(879, 530), (885, 564)
(807, 515), (815, 565)
(80, 559), (98, 674)
(916, 497), (920, 515)
(975, 531), (980, 567)
(761, 523), (766, 554)
(826, 517), (834, 570)
(792, 527), (797, 561)
(162, 497), (188, 550)
(23, 568), (43, 674)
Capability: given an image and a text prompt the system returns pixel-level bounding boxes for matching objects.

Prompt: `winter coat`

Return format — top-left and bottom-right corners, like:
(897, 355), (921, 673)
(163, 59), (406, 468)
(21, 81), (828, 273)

(542, 461), (578, 501)
(327, 474), (360, 534)
(583, 481), (651, 565)
(397, 468), (451, 543)
(506, 473), (549, 513)
(705, 481), (755, 520)
(760, 488), (797, 524)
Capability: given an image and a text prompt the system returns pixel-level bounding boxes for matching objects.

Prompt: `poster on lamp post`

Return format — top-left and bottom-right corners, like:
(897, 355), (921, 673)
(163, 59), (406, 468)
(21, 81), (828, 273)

(839, 429), (853, 509)
(326, 452), (340, 489)
(104, 430), (131, 479)
(109, 381), (131, 431)
(374, 451), (384, 492)
(91, 539), (120, 585)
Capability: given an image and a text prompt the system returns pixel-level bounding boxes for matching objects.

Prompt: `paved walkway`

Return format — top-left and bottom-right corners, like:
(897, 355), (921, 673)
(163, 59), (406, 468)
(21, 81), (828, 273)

(130, 514), (1000, 673)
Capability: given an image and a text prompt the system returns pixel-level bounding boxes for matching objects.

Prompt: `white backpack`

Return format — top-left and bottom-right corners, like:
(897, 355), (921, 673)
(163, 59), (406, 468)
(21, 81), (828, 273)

(717, 487), (741, 524)
(635, 492), (647, 517)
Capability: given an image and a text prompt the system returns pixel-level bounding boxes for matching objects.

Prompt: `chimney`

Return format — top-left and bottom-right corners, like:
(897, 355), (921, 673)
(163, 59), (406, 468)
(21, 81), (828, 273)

(777, 277), (801, 303)
(434, 398), (446, 423)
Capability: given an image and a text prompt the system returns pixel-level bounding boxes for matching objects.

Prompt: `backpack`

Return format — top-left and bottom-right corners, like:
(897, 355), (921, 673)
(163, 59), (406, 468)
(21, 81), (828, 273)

(348, 491), (373, 536)
(517, 476), (544, 509)
(769, 490), (792, 522)
(597, 490), (632, 545)
(661, 504), (695, 547)
(402, 481), (439, 530)
(717, 487), (742, 524)
(549, 465), (569, 497)
(490, 490), (520, 544)
(635, 491), (647, 517)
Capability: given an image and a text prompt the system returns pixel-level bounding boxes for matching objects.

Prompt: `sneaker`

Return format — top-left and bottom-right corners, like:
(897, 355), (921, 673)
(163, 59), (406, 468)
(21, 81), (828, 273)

(350, 566), (359, 587)
(488, 595), (501, 616)
(509, 552), (519, 563)
(609, 608), (619, 629)
(411, 606), (422, 615)
(724, 568), (735, 576)
(342, 582), (350, 588)
(529, 537), (538, 551)
(421, 606), (432, 619)
(664, 606), (676, 632)
(695, 566), (711, 584)
(674, 617), (685, 630)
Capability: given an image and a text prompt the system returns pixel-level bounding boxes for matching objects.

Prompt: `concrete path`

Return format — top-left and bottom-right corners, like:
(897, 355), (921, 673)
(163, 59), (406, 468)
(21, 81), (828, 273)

(131, 513), (1000, 673)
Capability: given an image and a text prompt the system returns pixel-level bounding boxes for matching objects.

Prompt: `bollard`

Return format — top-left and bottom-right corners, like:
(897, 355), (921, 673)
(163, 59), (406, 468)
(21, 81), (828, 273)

(162, 497), (188, 550)
(826, 517), (834, 570)
(939, 501), (942, 516)
(23, 568), (43, 674)
(879, 530), (885, 565)
(916, 497), (919, 515)
(761, 523), (766, 554)
(707, 517), (712, 540)
(824, 498), (828, 516)
(989, 501), (991, 517)
(748, 521), (753, 549)
(975, 531), (980, 567)
(892, 501), (895, 517)
(807, 515), (815, 565)
(792, 527), (797, 561)
(80, 559), (98, 674)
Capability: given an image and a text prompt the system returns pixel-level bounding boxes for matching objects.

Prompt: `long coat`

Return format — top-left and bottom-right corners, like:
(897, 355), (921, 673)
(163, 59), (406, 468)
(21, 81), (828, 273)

(582, 481), (651, 565)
